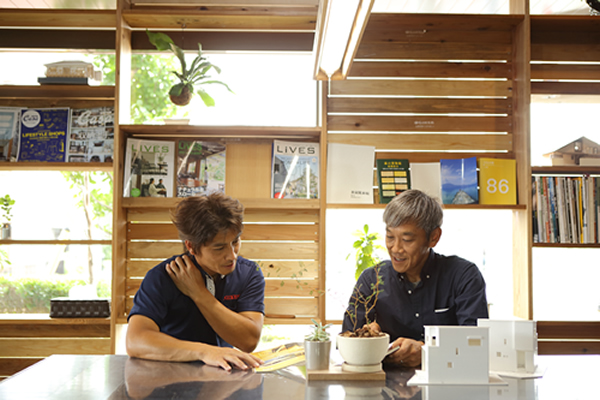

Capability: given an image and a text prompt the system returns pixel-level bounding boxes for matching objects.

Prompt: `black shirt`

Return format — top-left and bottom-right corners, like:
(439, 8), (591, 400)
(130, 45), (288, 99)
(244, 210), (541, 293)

(342, 250), (489, 342)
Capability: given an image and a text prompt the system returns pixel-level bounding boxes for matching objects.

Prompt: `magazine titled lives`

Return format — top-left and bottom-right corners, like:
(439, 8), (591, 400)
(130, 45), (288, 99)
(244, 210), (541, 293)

(271, 140), (319, 199)
(123, 138), (175, 198)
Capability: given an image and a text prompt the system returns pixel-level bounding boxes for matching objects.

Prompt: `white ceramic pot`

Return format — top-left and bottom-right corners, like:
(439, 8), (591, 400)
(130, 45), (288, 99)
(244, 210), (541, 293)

(337, 333), (390, 366)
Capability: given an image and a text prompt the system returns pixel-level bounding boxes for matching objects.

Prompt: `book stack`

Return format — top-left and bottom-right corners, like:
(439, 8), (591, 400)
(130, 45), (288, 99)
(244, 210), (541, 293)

(532, 175), (600, 244)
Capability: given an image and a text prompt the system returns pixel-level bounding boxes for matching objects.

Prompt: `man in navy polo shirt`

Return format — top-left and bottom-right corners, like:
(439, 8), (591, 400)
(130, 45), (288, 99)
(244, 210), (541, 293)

(342, 189), (488, 368)
(126, 193), (265, 371)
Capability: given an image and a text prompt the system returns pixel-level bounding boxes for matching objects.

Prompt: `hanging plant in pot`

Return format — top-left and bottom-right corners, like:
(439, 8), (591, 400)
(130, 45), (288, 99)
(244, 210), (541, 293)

(146, 30), (233, 107)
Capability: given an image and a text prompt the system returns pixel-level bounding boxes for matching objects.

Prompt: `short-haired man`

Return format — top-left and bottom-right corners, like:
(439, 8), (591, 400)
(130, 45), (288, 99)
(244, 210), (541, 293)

(126, 193), (265, 371)
(342, 189), (489, 367)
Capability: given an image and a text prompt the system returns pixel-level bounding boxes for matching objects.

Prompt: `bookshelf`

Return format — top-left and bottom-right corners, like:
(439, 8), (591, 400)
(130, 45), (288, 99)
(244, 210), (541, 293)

(2, 1), (598, 362)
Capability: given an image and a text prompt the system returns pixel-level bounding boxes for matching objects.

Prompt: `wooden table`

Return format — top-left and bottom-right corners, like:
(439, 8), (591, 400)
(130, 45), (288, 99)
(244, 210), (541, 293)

(0, 354), (598, 399)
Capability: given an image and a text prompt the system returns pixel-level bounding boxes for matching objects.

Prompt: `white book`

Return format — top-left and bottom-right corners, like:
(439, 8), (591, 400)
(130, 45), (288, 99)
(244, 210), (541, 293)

(326, 143), (375, 204)
(410, 162), (442, 202)
(555, 177), (567, 243)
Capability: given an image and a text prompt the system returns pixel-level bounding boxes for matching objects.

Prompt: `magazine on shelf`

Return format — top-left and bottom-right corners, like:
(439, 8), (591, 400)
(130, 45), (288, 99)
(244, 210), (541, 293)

(376, 159), (411, 204)
(123, 138), (175, 198)
(440, 157), (478, 205)
(271, 140), (319, 199)
(410, 162), (442, 201)
(176, 139), (226, 197)
(67, 107), (114, 163)
(17, 108), (70, 162)
(326, 142), (375, 204)
(0, 107), (22, 161)
(252, 342), (305, 373)
(478, 158), (517, 205)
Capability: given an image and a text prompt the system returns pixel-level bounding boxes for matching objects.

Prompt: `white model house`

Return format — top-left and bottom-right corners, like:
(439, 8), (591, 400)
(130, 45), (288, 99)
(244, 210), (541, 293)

(421, 326), (490, 384)
(478, 319), (537, 374)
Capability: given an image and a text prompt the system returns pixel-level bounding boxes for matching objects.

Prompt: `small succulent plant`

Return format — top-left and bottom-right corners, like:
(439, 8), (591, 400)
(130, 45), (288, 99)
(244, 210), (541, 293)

(305, 319), (332, 342)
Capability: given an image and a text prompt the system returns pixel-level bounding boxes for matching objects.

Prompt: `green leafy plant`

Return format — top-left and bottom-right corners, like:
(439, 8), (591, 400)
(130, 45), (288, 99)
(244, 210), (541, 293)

(1, 194), (15, 222)
(346, 224), (386, 281)
(305, 318), (332, 342)
(146, 29), (233, 106)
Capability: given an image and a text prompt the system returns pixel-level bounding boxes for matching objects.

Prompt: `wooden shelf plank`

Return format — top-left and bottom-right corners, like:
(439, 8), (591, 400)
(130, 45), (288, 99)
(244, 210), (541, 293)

(326, 203), (526, 210)
(121, 9), (317, 31)
(120, 197), (320, 209)
(0, 162), (113, 172)
(532, 166), (600, 175)
(0, 10), (116, 29)
(0, 240), (111, 246)
(532, 243), (600, 248)
(119, 125), (320, 140)
(0, 85), (115, 101)
(0, 314), (110, 325)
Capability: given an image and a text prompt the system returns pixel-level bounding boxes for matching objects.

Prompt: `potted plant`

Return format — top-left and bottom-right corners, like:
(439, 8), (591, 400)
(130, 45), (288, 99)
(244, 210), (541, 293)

(146, 30), (233, 107)
(304, 318), (332, 371)
(337, 263), (390, 372)
(1, 194), (14, 240)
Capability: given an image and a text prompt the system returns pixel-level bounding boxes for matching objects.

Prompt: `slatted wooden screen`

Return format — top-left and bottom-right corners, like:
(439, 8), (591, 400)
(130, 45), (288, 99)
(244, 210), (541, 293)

(124, 205), (321, 325)
(531, 16), (600, 95)
(0, 317), (110, 380)
(530, 16), (600, 353)
(328, 13), (523, 198)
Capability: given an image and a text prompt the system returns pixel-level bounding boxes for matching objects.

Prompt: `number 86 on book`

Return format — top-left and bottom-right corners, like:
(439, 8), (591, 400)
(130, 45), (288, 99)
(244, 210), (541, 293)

(478, 158), (517, 205)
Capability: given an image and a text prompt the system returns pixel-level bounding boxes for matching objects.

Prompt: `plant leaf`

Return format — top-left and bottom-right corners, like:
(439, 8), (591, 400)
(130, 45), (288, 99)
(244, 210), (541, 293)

(146, 29), (174, 51)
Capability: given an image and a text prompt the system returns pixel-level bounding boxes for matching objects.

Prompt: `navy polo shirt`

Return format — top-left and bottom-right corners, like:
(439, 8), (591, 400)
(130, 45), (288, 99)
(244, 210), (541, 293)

(129, 254), (265, 347)
(342, 250), (488, 342)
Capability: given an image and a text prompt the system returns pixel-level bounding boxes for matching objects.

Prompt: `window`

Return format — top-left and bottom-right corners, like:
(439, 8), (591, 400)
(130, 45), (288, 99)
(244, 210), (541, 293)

(325, 208), (514, 321)
(0, 170), (112, 313)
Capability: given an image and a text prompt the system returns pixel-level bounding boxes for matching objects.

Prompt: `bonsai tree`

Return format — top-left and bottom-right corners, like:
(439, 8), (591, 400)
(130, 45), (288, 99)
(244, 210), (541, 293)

(305, 319), (332, 342)
(146, 30), (233, 106)
(1, 194), (15, 223)
(341, 263), (385, 337)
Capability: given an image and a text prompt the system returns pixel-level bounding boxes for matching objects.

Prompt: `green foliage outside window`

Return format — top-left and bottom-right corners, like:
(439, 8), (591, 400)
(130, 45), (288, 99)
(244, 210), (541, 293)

(91, 53), (180, 123)
(0, 277), (110, 313)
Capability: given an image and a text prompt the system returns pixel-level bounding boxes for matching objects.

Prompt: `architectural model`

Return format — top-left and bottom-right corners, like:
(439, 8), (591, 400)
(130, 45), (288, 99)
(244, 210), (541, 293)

(478, 319), (538, 376)
(408, 325), (506, 386)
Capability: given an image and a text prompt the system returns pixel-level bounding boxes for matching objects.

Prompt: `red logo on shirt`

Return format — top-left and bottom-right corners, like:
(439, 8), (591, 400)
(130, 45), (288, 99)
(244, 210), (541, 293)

(224, 294), (240, 300)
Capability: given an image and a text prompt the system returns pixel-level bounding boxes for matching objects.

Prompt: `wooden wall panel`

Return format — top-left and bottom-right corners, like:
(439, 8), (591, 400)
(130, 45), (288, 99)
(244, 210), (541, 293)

(327, 116), (511, 133)
(330, 80), (512, 97)
(327, 134), (513, 152)
(530, 16), (600, 95)
(226, 142), (273, 199)
(0, 338), (111, 357)
(349, 61), (512, 79)
(328, 97), (512, 114)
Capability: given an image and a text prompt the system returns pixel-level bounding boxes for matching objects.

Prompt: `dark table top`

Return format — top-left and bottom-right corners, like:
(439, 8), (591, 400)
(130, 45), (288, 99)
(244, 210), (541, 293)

(0, 354), (598, 400)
